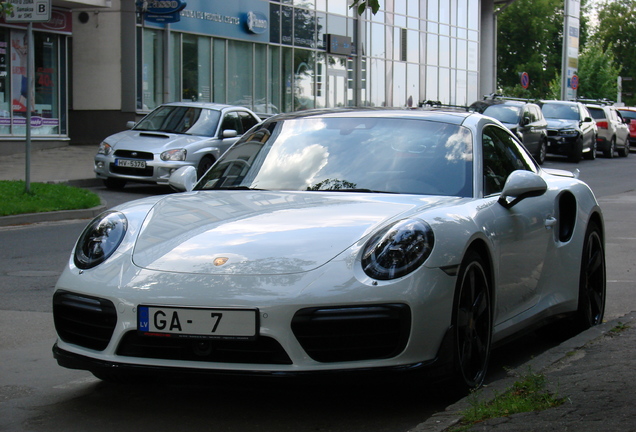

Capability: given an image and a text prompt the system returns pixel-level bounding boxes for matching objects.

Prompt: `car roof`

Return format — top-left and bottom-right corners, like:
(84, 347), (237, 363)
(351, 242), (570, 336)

(539, 100), (580, 106)
(263, 107), (475, 126)
(160, 102), (253, 112)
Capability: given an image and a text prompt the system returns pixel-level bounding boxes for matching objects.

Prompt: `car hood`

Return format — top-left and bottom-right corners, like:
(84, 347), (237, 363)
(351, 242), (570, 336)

(106, 130), (213, 151)
(132, 191), (455, 275)
(545, 119), (578, 130)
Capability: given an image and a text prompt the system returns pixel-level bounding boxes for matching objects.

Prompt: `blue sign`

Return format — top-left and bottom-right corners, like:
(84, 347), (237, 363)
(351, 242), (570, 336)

(145, 12), (181, 23)
(146, 0), (187, 15)
(144, 0), (269, 43)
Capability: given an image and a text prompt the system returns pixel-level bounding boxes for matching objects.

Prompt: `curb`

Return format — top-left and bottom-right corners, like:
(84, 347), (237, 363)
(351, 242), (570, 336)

(410, 312), (636, 432)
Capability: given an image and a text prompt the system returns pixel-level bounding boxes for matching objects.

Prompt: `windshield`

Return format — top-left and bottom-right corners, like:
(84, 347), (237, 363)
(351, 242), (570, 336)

(541, 103), (580, 120)
(195, 116), (474, 197)
(134, 106), (222, 136)
(482, 105), (521, 124)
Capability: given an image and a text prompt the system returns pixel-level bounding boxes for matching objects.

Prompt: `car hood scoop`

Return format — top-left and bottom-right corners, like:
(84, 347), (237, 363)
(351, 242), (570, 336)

(132, 191), (442, 275)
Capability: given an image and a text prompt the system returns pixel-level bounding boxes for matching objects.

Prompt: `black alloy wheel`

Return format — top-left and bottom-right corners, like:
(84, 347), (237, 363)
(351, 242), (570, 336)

(574, 221), (606, 330)
(453, 250), (492, 390)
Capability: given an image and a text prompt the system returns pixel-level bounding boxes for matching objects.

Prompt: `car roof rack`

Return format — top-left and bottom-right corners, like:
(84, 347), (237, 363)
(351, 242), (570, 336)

(418, 100), (470, 111)
(575, 97), (615, 106)
(482, 93), (536, 103)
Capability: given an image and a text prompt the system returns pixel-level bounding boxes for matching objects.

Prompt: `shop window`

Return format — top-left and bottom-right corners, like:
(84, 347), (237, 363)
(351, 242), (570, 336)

(0, 29), (9, 134)
(142, 28), (163, 110)
(228, 40), (253, 107)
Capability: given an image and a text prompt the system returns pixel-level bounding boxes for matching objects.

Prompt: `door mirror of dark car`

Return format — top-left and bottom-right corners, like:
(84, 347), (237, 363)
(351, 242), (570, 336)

(222, 129), (238, 138)
(498, 170), (548, 209)
(169, 166), (198, 192)
(126, 121), (136, 129)
(520, 116), (530, 127)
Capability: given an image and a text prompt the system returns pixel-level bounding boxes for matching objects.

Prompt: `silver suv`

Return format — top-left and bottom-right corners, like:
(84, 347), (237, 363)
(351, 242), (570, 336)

(584, 102), (630, 158)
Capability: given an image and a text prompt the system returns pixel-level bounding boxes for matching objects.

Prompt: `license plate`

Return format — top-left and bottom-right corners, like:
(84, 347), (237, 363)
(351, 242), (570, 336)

(138, 306), (258, 340)
(116, 159), (146, 168)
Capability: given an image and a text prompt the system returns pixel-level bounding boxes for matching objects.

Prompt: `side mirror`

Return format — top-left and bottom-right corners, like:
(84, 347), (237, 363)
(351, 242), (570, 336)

(583, 116), (593, 123)
(126, 121), (136, 129)
(498, 170), (548, 209)
(169, 166), (198, 192)
(520, 116), (530, 127)
(222, 129), (238, 138)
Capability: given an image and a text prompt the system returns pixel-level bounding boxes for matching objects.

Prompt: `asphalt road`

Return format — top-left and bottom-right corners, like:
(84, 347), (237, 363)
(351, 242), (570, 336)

(1, 154), (635, 431)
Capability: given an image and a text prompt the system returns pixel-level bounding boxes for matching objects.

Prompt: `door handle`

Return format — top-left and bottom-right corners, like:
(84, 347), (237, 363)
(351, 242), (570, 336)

(545, 216), (557, 230)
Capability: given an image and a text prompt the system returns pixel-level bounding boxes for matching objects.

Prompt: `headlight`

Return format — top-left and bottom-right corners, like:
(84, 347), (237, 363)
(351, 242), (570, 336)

(558, 129), (578, 137)
(362, 219), (434, 280)
(161, 148), (187, 161)
(74, 211), (128, 269)
(97, 142), (113, 155)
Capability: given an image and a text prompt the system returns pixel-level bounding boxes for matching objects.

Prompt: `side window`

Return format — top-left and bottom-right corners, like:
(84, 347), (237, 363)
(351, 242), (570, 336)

(482, 126), (535, 196)
(238, 111), (259, 134)
(220, 112), (240, 135)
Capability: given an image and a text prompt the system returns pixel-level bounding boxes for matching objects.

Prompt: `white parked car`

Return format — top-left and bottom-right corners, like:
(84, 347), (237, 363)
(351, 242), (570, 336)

(94, 102), (261, 189)
(54, 108), (606, 391)
(584, 102), (630, 158)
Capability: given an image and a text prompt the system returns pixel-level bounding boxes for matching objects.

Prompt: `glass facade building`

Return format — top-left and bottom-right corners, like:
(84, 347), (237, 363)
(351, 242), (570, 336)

(136, 0), (481, 116)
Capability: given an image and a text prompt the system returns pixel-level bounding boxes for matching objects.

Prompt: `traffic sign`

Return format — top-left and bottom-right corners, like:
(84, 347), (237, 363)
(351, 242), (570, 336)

(5, 0), (51, 23)
(570, 74), (579, 90)
(520, 72), (530, 89)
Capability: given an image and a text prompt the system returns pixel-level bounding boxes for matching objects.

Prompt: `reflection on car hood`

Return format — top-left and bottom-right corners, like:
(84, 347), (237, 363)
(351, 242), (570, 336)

(132, 191), (453, 275)
(545, 119), (578, 130)
(106, 130), (212, 151)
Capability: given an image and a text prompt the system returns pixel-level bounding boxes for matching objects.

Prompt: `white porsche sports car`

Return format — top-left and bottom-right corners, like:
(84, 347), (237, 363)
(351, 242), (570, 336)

(53, 108), (606, 390)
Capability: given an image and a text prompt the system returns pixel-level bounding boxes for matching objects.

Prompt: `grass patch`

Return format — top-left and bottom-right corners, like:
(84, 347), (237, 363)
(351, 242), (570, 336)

(609, 322), (630, 334)
(0, 180), (101, 217)
(451, 371), (565, 431)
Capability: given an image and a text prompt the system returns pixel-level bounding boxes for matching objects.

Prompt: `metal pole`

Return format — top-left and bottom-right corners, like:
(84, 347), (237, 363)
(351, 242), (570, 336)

(25, 22), (33, 194)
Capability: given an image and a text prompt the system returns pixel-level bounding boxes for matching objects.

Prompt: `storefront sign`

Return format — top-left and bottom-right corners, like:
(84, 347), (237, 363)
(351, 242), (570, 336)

(246, 11), (267, 34)
(327, 34), (352, 56)
(5, 0), (51, 23)
(145, 0), (269, 43)
(146, 0), (187, 15)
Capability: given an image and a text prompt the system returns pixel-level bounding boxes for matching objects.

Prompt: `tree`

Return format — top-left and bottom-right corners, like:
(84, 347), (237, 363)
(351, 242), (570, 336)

(577, 42), (620, 100)
(349, 0), (380, 15)
(591, 0), (636, 105)
(496, 0), (589, 99)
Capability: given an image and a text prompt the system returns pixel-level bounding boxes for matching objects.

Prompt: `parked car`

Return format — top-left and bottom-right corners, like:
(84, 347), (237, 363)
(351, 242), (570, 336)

(616, 107), (636, 147)
(583, 102), (629, 158)
(469, 96), (548, 164)
(54, 108), (606, 391)
(94, 102), (261, 189)
(539, 100), (598, 162)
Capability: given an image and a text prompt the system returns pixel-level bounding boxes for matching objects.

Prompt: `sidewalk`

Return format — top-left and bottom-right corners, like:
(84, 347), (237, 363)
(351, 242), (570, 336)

(413, 312), (636, 432)
(0, 144), (99, 185)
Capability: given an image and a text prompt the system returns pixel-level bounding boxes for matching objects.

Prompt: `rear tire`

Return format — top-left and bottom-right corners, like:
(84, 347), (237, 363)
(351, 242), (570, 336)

(452, 250), (492, 391)
(535, 139), (547, 165)
(573, 220), (606, 331)
(618, 140), (629, 157)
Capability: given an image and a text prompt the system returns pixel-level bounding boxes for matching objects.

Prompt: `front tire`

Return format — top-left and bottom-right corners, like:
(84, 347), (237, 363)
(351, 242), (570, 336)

(568, 139), (583, 163)
(452, 250), (492, 391)
(197, 156), (215, 179)
(604, 137), (616, 158)
(103, 178), (127, 189)
(574, 220), (606, 331)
